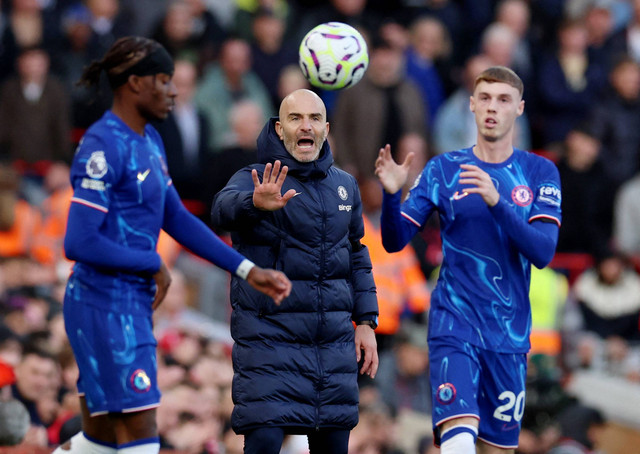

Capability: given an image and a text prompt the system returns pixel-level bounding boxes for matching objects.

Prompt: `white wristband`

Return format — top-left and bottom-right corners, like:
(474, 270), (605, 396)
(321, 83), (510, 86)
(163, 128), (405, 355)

(236, 259), (256, 280)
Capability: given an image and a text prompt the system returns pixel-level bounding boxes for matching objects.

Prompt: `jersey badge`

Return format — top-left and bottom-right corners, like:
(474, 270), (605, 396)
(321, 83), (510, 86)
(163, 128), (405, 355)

(337, 185), (348, 201)
(436, 383), (457, 405)
(511, 185), (533, 206)
(86, 151), (108, 179)
(130, 369), (151, 393)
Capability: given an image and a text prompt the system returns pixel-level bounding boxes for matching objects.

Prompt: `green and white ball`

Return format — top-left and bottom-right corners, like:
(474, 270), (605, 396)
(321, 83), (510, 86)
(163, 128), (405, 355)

(298, 22), (369, 91)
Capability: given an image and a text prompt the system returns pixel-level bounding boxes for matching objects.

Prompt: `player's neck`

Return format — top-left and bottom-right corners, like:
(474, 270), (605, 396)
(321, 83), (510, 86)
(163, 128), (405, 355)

(111, 100), (147, 136)
(473, 139), (514, 164)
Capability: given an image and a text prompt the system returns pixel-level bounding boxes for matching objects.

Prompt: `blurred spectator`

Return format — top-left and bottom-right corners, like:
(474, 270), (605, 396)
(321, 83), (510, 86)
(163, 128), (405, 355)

(555, 127), (613, 257)
(606, 0), (640, 65)
(548, 404), (606, 454)
(293, 0), (381, 44)
(584, 56), (640, 188)
(359, 175), (430, 352)
(54, 3), (112, 130)
(375, 321), (431, 416)
(12, 346), (60, 445)
(480, 22), (518, 70)
(0, 359), (30, 446)
(433, 53), (531, 154)
(0, 46), (71, 168)
(582, 1), (617, 70)
(233, 0), (293, 42)
(153, 58), (211, 218)
(0, 165), (41, 259)
(395, 0), (466, 66)
(613, 170), (640, 267)
(208, 99), (263, 201)
(7, 0), (56, 53)
(528, 266), (569, 358)
(196, 37), (273, 152)
(404, 15), (451, 128)
(151, 0), (226, 68)
(0, 324), (22, 368)
(276, 63), (311, 105)
(331, 40), (426, 179)
(0, 0), (19, 82)
(565, 251), (640, 382)
(120, 0), (169, 37)
(494, 0), (536, 98)
(249, 8), (298, 108)
(535, 18), (607, 148)
(83, 0), (135, 58)
(30, 162), (72, 267)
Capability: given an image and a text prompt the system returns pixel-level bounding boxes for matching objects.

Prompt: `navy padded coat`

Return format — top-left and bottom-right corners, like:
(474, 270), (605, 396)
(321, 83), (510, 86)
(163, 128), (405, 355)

(211, 118), (378, 434)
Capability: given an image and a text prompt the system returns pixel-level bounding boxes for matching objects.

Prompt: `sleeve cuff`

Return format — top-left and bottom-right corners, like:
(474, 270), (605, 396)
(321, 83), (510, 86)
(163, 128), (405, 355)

(235, 259), (255, 280)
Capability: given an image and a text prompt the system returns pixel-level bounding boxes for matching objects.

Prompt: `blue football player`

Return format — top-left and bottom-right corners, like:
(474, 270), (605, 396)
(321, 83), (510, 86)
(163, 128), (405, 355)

(375, 66), (562, 454)
(54, 37), (291, 454)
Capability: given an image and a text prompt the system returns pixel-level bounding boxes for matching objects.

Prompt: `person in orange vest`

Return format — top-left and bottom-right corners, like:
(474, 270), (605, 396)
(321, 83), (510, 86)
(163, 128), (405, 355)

(0, 164), (41, 259)
(31, 162), (73, 266)
(359, 176), (430, 351)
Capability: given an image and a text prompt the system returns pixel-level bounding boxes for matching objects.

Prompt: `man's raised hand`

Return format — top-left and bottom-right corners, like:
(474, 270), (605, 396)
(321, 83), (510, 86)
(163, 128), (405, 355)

(252, 160), (298, 211)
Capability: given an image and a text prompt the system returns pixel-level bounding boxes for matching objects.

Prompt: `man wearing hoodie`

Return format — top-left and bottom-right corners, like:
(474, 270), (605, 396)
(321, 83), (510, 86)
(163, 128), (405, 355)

(211, 88), (379, 454)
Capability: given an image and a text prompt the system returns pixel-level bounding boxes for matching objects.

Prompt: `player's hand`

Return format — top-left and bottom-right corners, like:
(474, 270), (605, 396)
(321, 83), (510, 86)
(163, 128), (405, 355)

(458, 164), (500, 207)
(152, 261), (172, 310)
(246, 266), (292, 305)
(252, 160), (298, 211)
(374, 144), (414, 194)
(355, 324), (378, 378)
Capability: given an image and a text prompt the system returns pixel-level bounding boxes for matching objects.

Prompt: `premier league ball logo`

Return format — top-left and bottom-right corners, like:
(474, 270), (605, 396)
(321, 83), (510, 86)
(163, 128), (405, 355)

(130, 369), (151, 393)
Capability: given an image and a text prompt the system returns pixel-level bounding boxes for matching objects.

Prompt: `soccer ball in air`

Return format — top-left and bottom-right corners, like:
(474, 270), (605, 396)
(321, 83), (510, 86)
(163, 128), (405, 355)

(299, 22), (369, 91)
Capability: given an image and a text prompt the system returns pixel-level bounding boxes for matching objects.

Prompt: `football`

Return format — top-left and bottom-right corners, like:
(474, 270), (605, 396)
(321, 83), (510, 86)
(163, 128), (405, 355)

(298, 22), (369, 91)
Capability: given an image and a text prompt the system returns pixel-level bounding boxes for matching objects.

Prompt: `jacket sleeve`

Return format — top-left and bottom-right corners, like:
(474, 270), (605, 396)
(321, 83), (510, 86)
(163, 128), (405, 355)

(348, 181), (378, 322)
(211, 167), (265, 231)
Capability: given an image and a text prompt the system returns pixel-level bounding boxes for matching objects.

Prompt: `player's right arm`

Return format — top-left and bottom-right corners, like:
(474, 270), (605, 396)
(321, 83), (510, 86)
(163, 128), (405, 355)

(375, 144), (432, 252)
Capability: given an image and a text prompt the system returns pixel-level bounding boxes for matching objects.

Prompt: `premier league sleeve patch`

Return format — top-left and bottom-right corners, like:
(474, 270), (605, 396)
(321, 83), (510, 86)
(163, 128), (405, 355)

(86, 151), (108, 179)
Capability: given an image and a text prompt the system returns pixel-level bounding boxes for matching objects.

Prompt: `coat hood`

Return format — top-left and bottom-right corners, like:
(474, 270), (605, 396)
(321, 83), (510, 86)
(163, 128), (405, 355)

(256, 117), (333, 181)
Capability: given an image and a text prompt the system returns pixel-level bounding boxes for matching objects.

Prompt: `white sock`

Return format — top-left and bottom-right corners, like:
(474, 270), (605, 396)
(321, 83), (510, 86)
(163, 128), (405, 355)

(440, 425), (477, 454)
(118, 438), (160, 454)
(52, 432), (117, 454)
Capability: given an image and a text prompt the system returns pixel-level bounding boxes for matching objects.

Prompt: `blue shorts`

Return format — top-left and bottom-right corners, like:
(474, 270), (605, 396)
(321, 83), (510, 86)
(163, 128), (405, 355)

(429, 336), (527, 449)
(63, 279), (160, 416)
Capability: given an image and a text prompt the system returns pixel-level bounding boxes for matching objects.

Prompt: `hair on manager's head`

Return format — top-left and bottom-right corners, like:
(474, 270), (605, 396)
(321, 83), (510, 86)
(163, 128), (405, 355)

(474, 66), (524, 97)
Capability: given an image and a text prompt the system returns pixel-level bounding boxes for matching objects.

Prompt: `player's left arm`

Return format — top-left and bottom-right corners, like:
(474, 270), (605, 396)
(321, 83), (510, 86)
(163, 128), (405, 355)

(162, 186), (291, 303)
(162, 185), (249, 274)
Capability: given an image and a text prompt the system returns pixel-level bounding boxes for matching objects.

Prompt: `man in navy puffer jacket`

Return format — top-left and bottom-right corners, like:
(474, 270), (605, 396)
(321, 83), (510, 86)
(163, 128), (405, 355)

(211, 89), (379, 453)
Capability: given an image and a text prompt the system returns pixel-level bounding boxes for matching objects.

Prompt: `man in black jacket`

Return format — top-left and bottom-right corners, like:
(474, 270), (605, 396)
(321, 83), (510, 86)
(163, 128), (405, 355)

(212, 89), (378, 454)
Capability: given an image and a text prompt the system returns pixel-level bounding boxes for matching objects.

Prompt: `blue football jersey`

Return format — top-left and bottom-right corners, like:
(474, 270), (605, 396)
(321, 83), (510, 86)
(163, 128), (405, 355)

(68, 110), (171, 314)
(400, 147), (561, 353)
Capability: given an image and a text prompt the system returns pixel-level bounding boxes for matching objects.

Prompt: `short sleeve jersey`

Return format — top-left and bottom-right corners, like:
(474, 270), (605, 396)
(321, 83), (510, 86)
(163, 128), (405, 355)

(68, 111), (171, 312)
(402, 148), (561, 353)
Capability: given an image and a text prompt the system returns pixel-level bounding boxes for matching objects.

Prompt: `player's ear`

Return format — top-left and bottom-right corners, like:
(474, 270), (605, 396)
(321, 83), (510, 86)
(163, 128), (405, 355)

(469, 95), (476, 113)
(127, 75), (143, 94)
(275, 121), (283, 140)
(517, 99), (525, 116)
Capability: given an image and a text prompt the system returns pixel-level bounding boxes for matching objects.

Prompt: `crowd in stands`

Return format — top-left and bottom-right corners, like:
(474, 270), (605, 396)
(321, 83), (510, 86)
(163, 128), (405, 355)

(1, 0), (640, 453)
